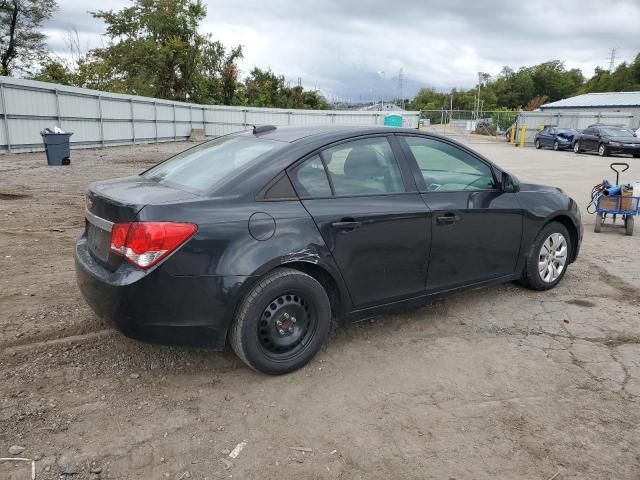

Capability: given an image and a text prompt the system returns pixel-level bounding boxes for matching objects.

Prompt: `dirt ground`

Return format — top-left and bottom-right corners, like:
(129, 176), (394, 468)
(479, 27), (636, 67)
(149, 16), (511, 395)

(1, 138), (639, 480)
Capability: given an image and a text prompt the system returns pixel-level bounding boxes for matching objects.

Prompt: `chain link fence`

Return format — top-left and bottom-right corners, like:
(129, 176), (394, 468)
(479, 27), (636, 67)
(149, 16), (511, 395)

(419, 110), (519, 144)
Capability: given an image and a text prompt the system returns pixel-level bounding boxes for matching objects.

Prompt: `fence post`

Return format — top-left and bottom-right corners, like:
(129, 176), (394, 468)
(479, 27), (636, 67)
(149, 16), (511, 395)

(97, 95), (104, 148)
(130, 99), (135, 144)
(153, 101), (158, 143)
(172, 104), (176, 141)
(0, 82), (11, 153)
(287, 112), (291, 125)
(189, 106), (193, 133)
(54, 89), (62, 128)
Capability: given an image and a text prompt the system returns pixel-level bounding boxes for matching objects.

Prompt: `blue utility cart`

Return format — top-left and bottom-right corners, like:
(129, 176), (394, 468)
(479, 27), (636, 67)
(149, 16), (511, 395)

(593, 163), (639, 236)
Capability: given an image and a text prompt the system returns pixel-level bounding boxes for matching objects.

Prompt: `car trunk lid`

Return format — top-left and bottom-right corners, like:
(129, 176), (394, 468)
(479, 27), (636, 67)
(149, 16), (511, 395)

(85, 176), (197, 266)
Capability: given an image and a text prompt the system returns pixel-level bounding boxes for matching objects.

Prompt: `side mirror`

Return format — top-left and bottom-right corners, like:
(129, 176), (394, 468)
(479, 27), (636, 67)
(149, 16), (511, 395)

(501, 171), (519, 193)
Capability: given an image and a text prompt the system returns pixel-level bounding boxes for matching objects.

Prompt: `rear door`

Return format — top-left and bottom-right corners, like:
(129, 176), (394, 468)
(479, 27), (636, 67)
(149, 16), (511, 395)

(288, 135), (431, 308)
(397, 135), (523, 291)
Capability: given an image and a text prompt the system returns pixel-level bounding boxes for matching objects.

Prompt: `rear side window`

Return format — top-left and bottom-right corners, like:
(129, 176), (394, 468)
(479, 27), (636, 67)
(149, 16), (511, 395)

(291, 155), (332, 197)
(143, 136), (283, 193)
(402, 136), (495, 192)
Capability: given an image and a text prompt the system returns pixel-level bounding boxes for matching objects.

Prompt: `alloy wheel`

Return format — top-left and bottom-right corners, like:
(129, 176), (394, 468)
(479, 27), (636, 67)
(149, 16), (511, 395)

(553, 141), (559, 151)
(538, 233), (568, 283)
(573, 142), (580, 153)
(598, 144), (606, 156)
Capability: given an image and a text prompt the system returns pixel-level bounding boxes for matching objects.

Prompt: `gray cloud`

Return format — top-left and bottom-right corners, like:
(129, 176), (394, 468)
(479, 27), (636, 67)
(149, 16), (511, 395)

(43, 0), (640, 100)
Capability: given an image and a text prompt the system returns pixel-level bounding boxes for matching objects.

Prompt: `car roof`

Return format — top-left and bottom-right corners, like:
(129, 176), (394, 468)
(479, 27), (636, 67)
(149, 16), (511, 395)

(237, 125), (412, 143)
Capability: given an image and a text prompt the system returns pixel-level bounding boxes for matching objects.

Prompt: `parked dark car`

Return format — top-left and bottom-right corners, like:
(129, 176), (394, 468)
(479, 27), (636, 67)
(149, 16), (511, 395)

(534, 126), (577, 151)
(572, 125), (640, 157)
(75, 126), (583, 374)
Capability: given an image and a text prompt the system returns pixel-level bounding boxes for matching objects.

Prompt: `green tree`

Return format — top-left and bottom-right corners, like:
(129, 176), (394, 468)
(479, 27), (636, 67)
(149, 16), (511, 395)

(242, 67), (328, 109)
(0, 0), (57, 75)
(83, 0), (243, 103)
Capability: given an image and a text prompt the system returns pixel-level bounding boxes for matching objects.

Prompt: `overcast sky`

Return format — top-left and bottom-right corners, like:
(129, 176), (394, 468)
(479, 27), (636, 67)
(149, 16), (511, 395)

(43, 0), (640, 102)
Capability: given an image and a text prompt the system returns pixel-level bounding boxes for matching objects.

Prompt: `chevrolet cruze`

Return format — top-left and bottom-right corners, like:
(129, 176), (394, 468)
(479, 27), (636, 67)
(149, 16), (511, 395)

(76, 125), (582, 374)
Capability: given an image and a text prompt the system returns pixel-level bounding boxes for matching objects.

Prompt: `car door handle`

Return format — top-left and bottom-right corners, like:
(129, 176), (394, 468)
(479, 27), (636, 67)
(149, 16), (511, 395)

(436, 214), (460, 225)
(331, 220), (362, 230)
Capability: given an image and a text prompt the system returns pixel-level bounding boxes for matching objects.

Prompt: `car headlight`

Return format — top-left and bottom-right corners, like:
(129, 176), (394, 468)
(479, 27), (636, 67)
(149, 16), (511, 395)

(609, 141), (622, 147)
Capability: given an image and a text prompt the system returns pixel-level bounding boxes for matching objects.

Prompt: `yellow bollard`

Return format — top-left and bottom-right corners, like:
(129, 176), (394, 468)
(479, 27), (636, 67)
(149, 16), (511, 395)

(509, 125), (516, 145)
(519, 126), (526, 148)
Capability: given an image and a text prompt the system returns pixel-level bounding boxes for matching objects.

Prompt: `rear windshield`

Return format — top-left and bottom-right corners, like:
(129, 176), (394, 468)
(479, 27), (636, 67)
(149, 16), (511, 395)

(142, 135), (283, 193)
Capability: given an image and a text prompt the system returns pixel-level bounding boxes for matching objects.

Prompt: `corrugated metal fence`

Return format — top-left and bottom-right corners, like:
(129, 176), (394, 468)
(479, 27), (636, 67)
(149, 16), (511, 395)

(0, 77), (419, 153)
(514, 111), (635, 144)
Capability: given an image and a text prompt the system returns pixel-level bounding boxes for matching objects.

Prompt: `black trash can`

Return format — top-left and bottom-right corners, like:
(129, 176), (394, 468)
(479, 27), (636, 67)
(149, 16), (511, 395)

(40, 129), (73, 166)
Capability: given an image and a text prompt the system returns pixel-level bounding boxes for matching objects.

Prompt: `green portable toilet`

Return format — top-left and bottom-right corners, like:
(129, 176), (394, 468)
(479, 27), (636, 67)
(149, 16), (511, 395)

(384, 114), (403, 127)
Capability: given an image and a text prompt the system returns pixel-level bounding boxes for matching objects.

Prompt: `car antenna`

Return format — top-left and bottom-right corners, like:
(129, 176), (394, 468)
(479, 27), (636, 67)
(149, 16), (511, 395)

(253, 125), (277, 135)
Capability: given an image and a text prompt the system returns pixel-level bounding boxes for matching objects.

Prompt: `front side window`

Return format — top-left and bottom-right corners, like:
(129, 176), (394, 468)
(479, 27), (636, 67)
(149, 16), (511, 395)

(143, 135), (283, 193)
(320, 137), (404, 196)
(402, 136), (496, 192)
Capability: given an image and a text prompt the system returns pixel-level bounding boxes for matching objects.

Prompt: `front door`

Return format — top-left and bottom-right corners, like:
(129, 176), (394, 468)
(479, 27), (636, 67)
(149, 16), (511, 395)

(288, 136), (431, 307)
(398, 135), (523, 291)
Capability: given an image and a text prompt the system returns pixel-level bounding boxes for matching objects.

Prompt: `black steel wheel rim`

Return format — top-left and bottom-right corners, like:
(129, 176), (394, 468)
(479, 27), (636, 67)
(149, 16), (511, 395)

(257, 293), (316, 360)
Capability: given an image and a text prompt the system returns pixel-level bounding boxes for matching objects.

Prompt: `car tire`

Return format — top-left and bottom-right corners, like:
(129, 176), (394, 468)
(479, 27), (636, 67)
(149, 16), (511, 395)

(594, 212), (603, 233)
(633, 154), (640, 158)
(598, 143), (608, 157)
(625, 216), (634, 236)
(553, 140), (559, 151)
(522, 222), (571, 291)
(535, 139), (541, 149)
(573, 141), (581, 153)
(229, 267), (331, 375)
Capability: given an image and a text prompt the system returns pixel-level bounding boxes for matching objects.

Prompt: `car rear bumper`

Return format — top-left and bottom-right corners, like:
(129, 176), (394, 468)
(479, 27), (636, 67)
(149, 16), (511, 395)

(75, 236), (251, 350)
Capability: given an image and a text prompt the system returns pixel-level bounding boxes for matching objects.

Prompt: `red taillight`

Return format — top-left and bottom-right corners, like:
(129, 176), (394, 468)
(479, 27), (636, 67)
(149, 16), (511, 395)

(110, 222), (197, 269)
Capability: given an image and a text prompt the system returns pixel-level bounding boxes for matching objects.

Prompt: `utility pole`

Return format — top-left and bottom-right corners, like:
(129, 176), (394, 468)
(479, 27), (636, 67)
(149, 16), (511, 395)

(399, 67), (404, 110)
(475, 72), (482, 120)
(608, 48), (617, 72)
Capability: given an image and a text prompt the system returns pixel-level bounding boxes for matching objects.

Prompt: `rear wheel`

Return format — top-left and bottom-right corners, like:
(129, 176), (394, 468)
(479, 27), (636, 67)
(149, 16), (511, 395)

(230, 268), (331, 375)
(594, 212), (603, 233)
(598, 143), (608, 157)
(522, 222), (571, 291)
(535, 139), (541, 149)
(625, 216), (634, 236)
(573, 141), (581, 153)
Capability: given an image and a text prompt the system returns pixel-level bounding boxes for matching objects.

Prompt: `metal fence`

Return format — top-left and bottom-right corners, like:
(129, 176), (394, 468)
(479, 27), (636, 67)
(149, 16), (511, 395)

(419, 109), (636, 146)
(514, 111), (635, 144)
(0, 77), (420, 153)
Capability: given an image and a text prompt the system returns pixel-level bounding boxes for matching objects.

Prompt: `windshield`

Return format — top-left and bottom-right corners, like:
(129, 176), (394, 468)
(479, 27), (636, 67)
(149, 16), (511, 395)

(143, 135), (283, 193)
(600, 127), (636, 137)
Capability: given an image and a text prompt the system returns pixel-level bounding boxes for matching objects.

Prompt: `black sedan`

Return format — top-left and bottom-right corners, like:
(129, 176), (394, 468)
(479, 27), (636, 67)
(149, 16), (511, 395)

(573, 125), (640, 157)
(76, 126), (582, 374)
(534, 126), (577, 151)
